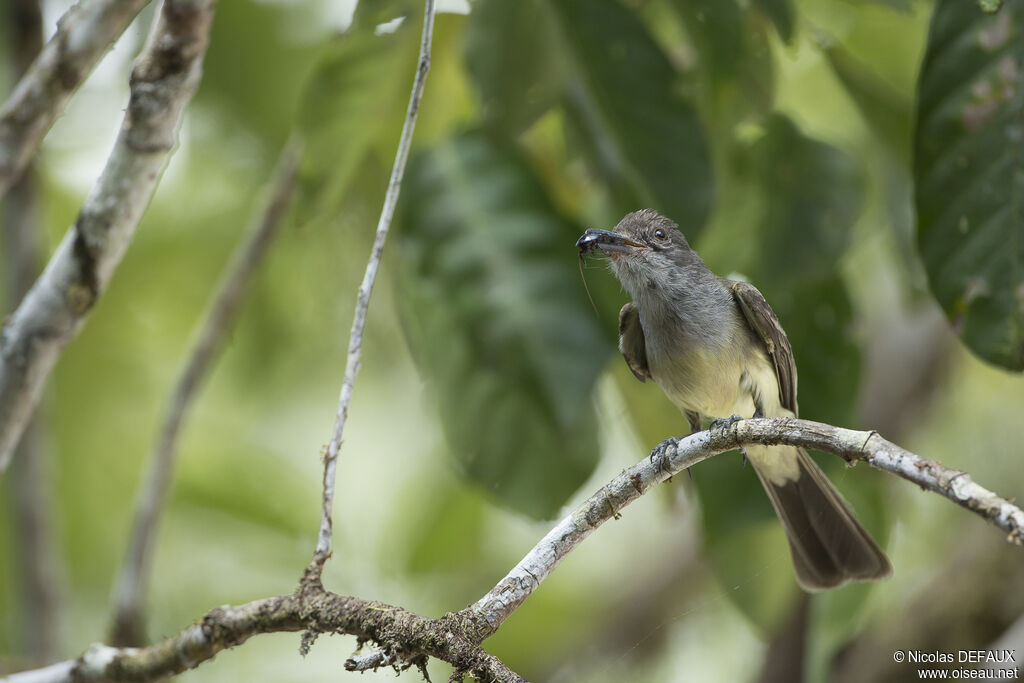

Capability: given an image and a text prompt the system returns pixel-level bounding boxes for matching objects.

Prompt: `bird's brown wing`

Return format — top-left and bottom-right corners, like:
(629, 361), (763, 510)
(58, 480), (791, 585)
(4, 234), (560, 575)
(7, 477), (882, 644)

(730, 280), (798, 414)
(618, 301), (651, 382)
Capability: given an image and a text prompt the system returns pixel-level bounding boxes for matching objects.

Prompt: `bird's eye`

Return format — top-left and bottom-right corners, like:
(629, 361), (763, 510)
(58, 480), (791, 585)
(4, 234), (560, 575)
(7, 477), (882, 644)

(654, 229), (666, 240)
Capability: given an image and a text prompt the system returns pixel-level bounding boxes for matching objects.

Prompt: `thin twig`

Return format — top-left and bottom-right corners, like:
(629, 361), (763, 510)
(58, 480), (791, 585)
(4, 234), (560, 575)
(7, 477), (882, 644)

(307, 0), (436, 579)
(0, 0), (152, 199)
(0, 0), (217, 473)
(465, 417), (1024, 637)
(107, 140), (302, 647)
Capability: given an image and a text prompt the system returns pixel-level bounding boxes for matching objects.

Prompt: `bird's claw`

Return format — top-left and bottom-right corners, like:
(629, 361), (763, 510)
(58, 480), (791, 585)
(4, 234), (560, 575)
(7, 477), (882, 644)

(740, 446), (748, 469)
(709, 414), (744, 433)
(650, 436), (679, 477)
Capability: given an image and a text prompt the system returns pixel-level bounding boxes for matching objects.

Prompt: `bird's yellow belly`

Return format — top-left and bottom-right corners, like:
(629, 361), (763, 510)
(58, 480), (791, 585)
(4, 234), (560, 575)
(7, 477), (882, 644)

(649, 347), (744, 418)
(649, 345), (783, 420)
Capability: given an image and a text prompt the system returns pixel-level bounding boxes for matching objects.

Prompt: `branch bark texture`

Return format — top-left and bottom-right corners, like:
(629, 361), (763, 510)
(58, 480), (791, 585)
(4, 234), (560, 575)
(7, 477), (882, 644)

(0, 0), (152, 198)
(309, 0), (436, 577)
(2, 589), (524, 683)
(0, 0), (216, 472)
(108, 140), (301, 647)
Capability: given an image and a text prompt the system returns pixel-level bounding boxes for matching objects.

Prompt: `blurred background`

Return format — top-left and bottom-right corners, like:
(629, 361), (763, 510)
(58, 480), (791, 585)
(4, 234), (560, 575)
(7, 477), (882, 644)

(1, 0), (1023, 680)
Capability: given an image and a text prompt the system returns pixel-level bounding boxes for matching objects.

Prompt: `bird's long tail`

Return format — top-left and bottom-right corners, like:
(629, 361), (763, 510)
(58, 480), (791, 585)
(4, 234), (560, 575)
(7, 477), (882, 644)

(749, 445), (891, 591)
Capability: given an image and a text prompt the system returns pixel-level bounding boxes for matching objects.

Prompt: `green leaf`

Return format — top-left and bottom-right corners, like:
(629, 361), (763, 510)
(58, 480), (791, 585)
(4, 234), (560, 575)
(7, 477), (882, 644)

(914, 0), (1024, 371)
(396, 131), (612, 519)
(463, 0), (566, 137)
(548, 0), (714, 235)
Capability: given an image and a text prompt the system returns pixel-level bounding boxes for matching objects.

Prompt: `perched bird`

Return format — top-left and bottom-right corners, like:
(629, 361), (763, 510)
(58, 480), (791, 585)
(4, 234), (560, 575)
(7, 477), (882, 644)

(577, 209), (890, 591)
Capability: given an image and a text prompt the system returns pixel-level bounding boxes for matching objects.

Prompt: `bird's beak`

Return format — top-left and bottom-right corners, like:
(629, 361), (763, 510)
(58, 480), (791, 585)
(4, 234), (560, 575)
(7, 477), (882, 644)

(576, 228), (645, 256)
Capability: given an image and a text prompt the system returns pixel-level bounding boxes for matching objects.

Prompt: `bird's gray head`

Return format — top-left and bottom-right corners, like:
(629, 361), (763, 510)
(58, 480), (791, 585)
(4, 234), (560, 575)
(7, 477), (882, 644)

(576, 209), (705, 299)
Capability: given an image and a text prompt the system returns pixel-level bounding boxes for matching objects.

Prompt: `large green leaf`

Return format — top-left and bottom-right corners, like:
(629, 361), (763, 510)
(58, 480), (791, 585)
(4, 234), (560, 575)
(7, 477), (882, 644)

(462, 0), (566, 137)
(396, 131), (612, 519)
(548, 0), (713, 235)
(914, 1), (1024, 371)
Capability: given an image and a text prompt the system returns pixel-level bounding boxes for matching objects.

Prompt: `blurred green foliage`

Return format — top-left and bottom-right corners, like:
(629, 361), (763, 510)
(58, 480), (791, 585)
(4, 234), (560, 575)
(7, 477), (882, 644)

(915, 1), (1024, 371)
(2, 0), (1023, 681)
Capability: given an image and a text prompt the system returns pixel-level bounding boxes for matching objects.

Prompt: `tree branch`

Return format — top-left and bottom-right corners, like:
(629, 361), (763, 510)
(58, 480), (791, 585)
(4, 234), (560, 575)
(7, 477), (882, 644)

(2, 589), (525, 683)
(108, 139), (302, 647)
(465, 417), (1024, 638)
(0, 0), (217, 473)
(308, 0), (436, 579)
(0, 0), (152, 199)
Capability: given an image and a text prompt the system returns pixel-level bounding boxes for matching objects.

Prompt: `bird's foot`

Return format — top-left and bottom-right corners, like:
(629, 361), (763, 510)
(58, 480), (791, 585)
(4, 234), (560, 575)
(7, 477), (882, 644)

(709, 414), (744, 433)
(650, 436), (680, 477)
(740, 446), (748, 469)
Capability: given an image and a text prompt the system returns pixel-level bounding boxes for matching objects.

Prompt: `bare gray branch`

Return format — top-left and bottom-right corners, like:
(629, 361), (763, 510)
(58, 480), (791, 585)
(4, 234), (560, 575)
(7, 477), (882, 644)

(0, 0), (216, 472)
(0, 0), (152, 198)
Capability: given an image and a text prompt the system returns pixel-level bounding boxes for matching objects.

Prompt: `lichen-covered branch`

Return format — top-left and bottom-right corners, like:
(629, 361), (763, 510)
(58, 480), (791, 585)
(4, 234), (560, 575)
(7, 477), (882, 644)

(2, 589), (524, 683)
(466, 417), (1024, 637)
(108, 140), (302, 647)
(0, 0), (217, 472)
(0, 0), (152, 198)
(308, 0), (436, 578)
